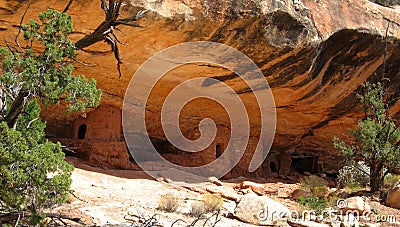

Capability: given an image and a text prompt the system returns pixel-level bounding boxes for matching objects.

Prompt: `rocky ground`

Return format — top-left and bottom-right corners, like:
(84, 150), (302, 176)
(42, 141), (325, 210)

(45, 157), (400, 227)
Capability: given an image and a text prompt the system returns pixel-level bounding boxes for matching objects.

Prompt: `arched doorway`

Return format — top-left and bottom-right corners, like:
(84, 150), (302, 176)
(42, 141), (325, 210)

(270, 161), (278, 173)
(216, 143), (224, 158)
(78, 124), (87, 139)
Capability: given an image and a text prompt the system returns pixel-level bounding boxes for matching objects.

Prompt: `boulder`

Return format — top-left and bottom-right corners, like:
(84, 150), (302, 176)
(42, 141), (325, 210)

(181, 185), (207, 194)
(234, 194), (290, 226)
(208, 176), (223, 186)
(205, 185), (240, 201)
(291, 189), (313, 200)
(238, 188), (254, 195)
(221, 200), (236, 217)
(386, 184), (400, 209)
(342, 197), (370, 214)
(238, 181), (277, 195)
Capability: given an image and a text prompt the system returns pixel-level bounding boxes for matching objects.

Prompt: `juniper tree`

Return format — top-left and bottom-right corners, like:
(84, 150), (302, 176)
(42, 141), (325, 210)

(0, 9), (101, 225)
(334, 82), (400, 192)
(0, 9), (102, 128)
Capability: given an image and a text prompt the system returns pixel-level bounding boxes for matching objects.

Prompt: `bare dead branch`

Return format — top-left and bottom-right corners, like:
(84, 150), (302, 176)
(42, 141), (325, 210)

(53, 216), (68, 225)
(71, 57), (97, 67)
(115, 0), (123, 16)
(105, 35), (123, 78)
(46, 213), (86, 225)
(68, 190), (89, 203)
(4, 39), (16, 56)
(15, 2), (31, 52)
(382, 21), (390, 85)
(203, 211), (221, 227)
(63, 0), (74, 13)
(171, 219), (187, 226)
(1, 212), (85, 225)
(106, 0), (116, 20)
(74, 0), (147, 77)
(110, 29), (128, 45)
(114, 21), (144, 27)
(101, 0), (109, 13)
(26, 117), (39, 128)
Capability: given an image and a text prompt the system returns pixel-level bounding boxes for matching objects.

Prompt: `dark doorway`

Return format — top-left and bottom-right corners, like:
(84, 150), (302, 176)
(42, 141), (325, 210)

(216, 144), (224, 158)
(78, 124), (87, 139)
(292, 156), (315, 173)
(270, 161), (278, 173)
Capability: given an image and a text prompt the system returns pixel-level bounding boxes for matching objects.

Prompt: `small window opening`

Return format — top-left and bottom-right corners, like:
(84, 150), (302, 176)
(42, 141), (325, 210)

(270, 161), (278, 173)
(216, 144), (224, 158)
(78, 124), (87, 139)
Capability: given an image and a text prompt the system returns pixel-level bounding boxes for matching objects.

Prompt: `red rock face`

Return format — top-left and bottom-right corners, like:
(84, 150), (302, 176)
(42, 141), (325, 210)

(1, 0), (400, 177)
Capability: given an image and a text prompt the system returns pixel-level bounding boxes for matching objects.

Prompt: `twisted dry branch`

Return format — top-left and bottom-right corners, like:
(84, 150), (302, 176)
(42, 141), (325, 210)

(74, 0), (147, 78)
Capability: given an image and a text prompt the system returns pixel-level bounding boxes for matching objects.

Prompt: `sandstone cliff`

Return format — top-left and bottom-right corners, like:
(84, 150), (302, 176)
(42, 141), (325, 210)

(0, 0), (399, 174)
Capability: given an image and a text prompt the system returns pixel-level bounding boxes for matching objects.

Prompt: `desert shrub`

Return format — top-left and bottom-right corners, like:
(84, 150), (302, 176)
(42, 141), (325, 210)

(189, 200), (205, 217)
(371, 0), (400, 6)
(301, 175), (329, 197)
(337, 161), (370, 188)
(294, 203), (309, 218)
(384, 174), (400, 188)
(326, 194), (342, 208)
(297, 196), (327, 215)
(202, 194), (223, 212)
(158, 193), (180, 213)
(343, 182), (365, 193)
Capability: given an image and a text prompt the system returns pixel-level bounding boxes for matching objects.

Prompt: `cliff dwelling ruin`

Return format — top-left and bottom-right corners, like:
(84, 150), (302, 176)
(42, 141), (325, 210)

(32, 0), (400, 181)
(46, 103), (327, 179)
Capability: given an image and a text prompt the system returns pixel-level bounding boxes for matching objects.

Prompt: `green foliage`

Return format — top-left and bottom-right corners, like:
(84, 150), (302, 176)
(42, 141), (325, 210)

(0, 9), (102, 225)
(202, 194), (223, 213)
(334, 82), (400, 192)
(297, 196), (327, 215)
(371, 0), (400, 6)
(337, 161), (370, 188)
(343, 182), (365, 194)
(383, 174), (400, 191)
(0, 9), (101, 115)
(301, 175), (329, 197)
(0, 101), (73, 224)
(326, 194), (342, 208)
(158, 193), (180, 213)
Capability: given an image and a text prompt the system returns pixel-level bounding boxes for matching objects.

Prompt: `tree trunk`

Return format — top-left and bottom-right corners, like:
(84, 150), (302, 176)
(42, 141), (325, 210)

(370, 162), (384, 192)
(75, 21), (112, 50)
(4, 91), (28, 128)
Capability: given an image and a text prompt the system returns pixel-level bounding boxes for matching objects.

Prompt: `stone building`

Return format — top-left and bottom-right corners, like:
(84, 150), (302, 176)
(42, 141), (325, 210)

(47, 104), (325, 179)
(46, 104), (135, 170)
